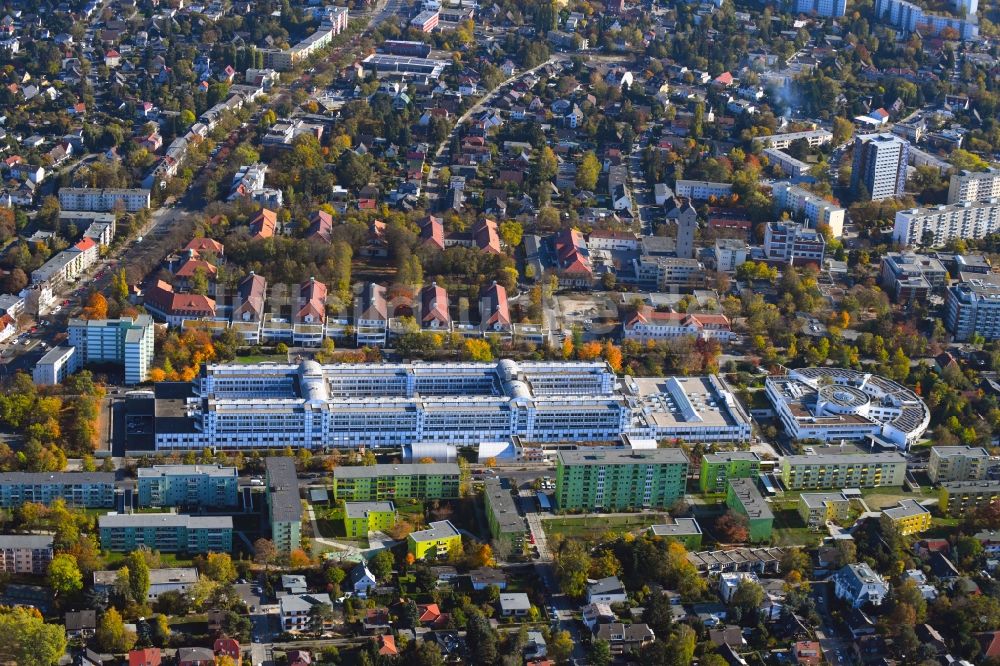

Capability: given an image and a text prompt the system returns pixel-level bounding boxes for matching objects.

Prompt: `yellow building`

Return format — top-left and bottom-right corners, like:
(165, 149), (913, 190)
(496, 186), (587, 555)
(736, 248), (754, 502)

(407, 520), (462, 560)
(882, 499), (931, 536)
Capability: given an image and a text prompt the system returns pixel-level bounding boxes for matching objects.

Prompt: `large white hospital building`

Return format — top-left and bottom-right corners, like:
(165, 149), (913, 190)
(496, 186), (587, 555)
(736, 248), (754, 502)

(152, 360), (752, 450)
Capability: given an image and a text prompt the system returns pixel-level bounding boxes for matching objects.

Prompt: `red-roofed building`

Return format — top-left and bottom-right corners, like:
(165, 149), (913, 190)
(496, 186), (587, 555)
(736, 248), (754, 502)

(474, 218), (502, 254)
(420, 215), (445, 250)
(144, 280), (217, 326)
(249, 208), (277, 240)
(105, 49), (121, 67)
(712, 72), (734, 87)
(376, 634), (398, 656)
(480, 281), (511, 335)
(184, 237), (225, 257)
(623, 306), (732, 342)
(553, 228), (594, 287)
(306, 210), (333, 243)
(213, 638), (240, 660)
(128, 648), (161, 666)
(0, 314), (15, 344)
(417, 603), (450, 628)
(979, 631), (1000, 659)
(421, 283), (451, 330)
(233, 272), (267, 322)
(296, 278), (327, 325)
(287, 650), (313, 666)
(173, 255), (218, 290)
(792, 641), (822, 665)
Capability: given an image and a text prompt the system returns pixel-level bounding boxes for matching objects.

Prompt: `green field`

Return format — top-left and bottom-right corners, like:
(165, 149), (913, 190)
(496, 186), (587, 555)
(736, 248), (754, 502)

(542, 513), (668, 540)
(770, 508), (821, 547)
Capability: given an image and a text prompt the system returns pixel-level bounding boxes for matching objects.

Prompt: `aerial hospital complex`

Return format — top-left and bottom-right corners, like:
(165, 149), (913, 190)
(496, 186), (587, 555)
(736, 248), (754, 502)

(151, 360), (753, 450)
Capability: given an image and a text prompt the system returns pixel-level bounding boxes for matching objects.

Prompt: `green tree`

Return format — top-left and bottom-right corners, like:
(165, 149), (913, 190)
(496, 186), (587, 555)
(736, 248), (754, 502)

(498, 220), (523, 248)
(369, 550), (394, 581)
(576, 152), (600, 191)
(465, 611), (498, 664)
(204, 552), (237, 584)
(554, 541), (591, 598)
(110, 268), (129, 304)
(669, 625), (697, 666)
(125, 551), (150, 603)
(832, 116), (854, 145)
(97, 607), (137, 653)
(548, 630), (574, 663)
(47, 553), (83, 597)
(0, 607), (68, 666)
(336, 151), (372, 190)
(591, 639), (612, 666)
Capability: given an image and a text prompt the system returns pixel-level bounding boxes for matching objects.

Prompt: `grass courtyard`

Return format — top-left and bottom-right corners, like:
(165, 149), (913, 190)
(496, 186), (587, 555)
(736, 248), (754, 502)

(542, 513), (669, 541)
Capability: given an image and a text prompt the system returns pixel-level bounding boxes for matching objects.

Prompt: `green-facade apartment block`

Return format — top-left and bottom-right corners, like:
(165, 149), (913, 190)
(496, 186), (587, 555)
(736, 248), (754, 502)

(343, 501), (397, 538)
(648, 517), (703, 550)
(483, 477), (528, 555)
(555, 449), (689, 512)
(265, 457), (302, 554)
(700, 451), (761, 494)
(726, 478), (773, 542)
(407, 520), (462, 560)
(332, 463), (460, 502)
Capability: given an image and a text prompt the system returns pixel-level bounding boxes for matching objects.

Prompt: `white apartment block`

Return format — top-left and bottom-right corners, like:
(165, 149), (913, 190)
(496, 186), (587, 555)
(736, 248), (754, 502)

(874, 0), (979, 39)
(153, 360), (752, 450)
(674, 180), (733, 200)
(851, 133), (908, 201)
(893, 199), (1000, 247)
(754, 129), (833, 150)
(0, 534), (53, 574)
(764, 222), (826, 263)
(766, 367), (930, 449)
(714, 239), (749, 272)
(68, 315), (155, 385)
(945, 277), (1000, 341)
(58, 187), (150, 212)
(763, 148), (813, 178)
(928, 445), (990, 483)
(947, 169), (1000, 205)
(263, 7), (349, 71)
(632, 256), (705, 290)
(33, 345), (78, 386)
(772, 182), (845, 237)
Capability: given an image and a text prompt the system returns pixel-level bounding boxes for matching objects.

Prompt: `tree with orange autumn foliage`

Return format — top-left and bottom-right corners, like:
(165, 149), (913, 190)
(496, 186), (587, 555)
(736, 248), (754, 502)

(83, 292), (108, 320)
(289, 549), (312, 567)
(561, 337), (574, 360)
(602, 340), (622, 372)
(151, 329), (219, 381)
(576, 341), (602, 361)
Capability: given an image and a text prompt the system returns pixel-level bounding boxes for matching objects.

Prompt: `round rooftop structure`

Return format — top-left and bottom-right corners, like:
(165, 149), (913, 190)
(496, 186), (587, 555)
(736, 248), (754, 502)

(497, 359), (520, 382)
(816, 383), (870, 417)
(786, 367), (931, 446)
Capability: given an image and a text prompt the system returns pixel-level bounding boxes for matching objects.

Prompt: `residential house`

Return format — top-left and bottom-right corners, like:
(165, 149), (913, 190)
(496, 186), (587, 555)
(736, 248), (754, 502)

(498, 592), (531, 617)
(65, 610), (97, 639)
(832, 563), (889, 608)
(177, 648), (216, 666)
(249, 208), (277, 239)
(420, 283), (451, 330)
(594, 623), (655, 655)
(480, 282), (511, 335)
(586, 576), (628, 604)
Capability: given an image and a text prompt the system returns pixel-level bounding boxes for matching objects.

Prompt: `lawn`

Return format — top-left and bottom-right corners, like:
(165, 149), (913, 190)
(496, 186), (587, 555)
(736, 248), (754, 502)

(771, 508), (821, 548)
(860, 486), (933, 510)
(104, 551), (196, 569)
(233, 354), (288, 364)
(542, 513), (668, 541)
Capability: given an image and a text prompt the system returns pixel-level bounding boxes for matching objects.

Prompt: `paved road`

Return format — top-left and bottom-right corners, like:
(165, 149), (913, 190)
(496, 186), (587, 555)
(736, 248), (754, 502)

(629, 123), (660, 234)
